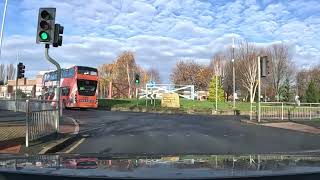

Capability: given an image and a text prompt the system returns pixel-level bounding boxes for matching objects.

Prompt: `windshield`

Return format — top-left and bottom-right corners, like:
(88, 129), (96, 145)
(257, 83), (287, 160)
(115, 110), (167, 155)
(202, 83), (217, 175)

(0, 0), (320, 178)
(77, 80), (97, 96)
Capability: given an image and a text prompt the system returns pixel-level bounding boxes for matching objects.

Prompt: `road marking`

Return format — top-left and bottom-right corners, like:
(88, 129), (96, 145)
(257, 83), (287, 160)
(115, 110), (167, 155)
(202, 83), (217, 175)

(204, 134), (209, 136)
(129, 134), (135, 136)
(224, 134), (228, 137)
(110, 134), (115, 136)
(66, 116), (79, 135)
(168, 134), (173, 136)
(64, 138), (86, 153)
(185, 134), (190, 136)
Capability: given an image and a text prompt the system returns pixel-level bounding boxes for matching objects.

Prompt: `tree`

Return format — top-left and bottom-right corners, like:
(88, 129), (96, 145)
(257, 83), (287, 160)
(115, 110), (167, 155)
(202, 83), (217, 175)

(208, 75), (224, 102)
(305, 80), (319, 103)
(171, 60), (210, 90)
(279, 78), (292, 102)
(147, 67), (161, 83)
(0, 64), (5, 83)
(266, 43), (293, 101)
(236, 41), (259, 103)
(6, 64), (15, 80)
(296, 65), (320, 102)
(114, 51), (136, 98)
(15, 89), (27, 99)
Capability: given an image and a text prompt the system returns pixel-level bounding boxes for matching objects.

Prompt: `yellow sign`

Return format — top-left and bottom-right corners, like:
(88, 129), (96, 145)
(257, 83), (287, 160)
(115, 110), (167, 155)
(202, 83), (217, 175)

(161, 93), (180, 108)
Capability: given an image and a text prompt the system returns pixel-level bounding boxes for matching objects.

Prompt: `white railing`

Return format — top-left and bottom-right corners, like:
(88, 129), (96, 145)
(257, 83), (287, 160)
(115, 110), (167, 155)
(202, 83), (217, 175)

(0, 99), (59, 147)
(140, 84), (195, 100)
(254, 102), (320, 121)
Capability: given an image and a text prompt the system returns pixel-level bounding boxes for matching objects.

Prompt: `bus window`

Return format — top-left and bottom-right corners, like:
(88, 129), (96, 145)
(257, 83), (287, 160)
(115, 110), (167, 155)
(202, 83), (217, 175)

(77, 66), (97, 76)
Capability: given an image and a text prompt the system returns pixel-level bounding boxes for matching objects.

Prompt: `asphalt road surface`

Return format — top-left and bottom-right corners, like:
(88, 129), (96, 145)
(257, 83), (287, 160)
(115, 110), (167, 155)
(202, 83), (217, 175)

(63, 110), (320, 154)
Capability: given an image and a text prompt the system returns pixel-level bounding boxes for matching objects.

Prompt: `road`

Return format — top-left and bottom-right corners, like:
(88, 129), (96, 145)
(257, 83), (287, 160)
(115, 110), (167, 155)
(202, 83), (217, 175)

(63, 110), (320, 154)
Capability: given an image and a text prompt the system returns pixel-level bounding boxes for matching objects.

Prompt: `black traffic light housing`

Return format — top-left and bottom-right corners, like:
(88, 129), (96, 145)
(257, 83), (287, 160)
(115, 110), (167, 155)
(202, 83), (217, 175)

(17, 62), (25, 79)
(260, 56), (269, 77)
(36, 8), (56, 44)
(135, 74), (140, 84)
(53, 23), (64, 47)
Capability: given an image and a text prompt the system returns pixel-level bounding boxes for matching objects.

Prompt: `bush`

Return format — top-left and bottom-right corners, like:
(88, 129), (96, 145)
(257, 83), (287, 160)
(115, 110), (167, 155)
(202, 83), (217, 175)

(15, 89), (27, 99)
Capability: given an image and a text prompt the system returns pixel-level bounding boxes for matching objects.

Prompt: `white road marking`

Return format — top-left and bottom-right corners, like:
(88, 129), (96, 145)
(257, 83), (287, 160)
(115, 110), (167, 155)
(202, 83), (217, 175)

(66, 116), (79, 135)
(204, 134), (209, 136)
(186, 134), (190, 136)
(64, 138), (86, 153)
(168, 134), (173, 136)
(129, 134), (135, 136)
(110, 134), (115, 136)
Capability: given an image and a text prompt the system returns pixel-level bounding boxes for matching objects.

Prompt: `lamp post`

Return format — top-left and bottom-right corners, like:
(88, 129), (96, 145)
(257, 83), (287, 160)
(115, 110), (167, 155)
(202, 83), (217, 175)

(0, 0), (8, 58)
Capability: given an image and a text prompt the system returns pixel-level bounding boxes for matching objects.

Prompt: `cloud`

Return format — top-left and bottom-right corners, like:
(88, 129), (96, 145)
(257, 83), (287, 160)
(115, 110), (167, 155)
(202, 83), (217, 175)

(0, 0), (319, 82)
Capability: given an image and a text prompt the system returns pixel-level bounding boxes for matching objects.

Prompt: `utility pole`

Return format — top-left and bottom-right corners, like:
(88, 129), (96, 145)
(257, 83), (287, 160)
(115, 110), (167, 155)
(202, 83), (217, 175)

(232, 37), (236, 110)
(0, 0), (8, 58)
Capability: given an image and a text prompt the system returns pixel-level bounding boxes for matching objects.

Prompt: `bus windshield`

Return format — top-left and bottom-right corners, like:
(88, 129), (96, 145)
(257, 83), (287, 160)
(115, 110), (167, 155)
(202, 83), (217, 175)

(77, 80), (97, 96)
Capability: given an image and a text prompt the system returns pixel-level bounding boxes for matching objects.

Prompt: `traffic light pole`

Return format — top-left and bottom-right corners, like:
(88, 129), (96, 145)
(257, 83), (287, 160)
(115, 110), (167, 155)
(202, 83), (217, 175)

(44, 44), (61, 133)
(14, 74), (18, 112)
(257, 56), (261, 123)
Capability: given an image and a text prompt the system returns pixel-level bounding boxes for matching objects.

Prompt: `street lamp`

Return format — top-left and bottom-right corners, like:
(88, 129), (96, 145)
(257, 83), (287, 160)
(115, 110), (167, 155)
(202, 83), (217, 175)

(0, 0), (8, 58)
(232, 37), (236, 110)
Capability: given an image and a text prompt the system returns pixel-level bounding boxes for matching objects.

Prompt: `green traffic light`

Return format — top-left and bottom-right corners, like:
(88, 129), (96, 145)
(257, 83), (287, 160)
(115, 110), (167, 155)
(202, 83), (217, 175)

(40, 31), (49, 41)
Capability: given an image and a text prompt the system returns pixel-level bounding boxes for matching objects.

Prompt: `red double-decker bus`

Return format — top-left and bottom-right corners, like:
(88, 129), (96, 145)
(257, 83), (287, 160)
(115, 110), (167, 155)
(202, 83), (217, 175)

(41, 66), (98, 109)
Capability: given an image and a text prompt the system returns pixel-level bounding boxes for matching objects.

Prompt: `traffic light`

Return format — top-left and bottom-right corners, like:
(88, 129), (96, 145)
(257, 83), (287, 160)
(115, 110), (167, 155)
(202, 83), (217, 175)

(36, 8), (56, 44)
(53, 23), (64, 47)
(260, 56), (269, 77)
(17, 63), (25, 79)
(135, 74), (140, 84)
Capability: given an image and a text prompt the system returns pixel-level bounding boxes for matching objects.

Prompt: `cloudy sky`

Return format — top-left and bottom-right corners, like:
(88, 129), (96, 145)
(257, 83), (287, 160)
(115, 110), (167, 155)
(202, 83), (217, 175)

(0, 0), (319, 81)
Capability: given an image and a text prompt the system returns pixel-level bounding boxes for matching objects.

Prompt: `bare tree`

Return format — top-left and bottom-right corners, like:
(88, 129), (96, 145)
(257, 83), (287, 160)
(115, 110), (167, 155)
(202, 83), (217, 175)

(0, 64), (5, 82)
(171, 60), (211, 90)
(147, 67), (161, 84)
(236, 41), (259, 103)
(114, 51), (136, 98)
(6, 64), (16, 80)
(266, 43), (293, 101)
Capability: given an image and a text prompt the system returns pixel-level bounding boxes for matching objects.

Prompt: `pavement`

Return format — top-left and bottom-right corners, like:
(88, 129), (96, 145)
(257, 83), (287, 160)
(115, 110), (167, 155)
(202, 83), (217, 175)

(61, 109), (320, 155)
(0, 110), (78, 154)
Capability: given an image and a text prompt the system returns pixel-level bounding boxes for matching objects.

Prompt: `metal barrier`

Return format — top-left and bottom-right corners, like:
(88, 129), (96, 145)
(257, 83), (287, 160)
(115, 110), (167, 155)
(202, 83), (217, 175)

(257, 102), (320, 121)
(0, 99), (59, 147)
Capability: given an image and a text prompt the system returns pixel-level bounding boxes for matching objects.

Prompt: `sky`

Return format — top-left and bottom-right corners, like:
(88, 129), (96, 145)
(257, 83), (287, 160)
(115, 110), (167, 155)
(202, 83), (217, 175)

(0, 0), (319, 81)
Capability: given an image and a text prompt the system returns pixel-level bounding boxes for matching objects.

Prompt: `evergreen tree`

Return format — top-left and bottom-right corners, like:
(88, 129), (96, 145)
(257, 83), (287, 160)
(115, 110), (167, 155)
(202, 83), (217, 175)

(208, 75), (224, 102)
(305, 80), (319, 103)
(280, 78), (292, 102)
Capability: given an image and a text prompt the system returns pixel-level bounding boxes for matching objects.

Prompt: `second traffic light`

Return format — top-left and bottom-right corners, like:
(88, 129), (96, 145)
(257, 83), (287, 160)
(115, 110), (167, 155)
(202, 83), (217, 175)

(260, 56), (270, 77)
(53, 23), (64, 47)
(36, 8), (56, 44)
(17, 63), (25, 79)
(135, 74), (140, 84)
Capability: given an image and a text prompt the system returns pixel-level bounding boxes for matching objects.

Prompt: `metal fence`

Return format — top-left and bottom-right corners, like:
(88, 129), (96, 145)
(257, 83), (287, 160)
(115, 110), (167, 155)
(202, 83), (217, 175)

(254, 102), (320, 121)
(0, 99), (59, 147)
